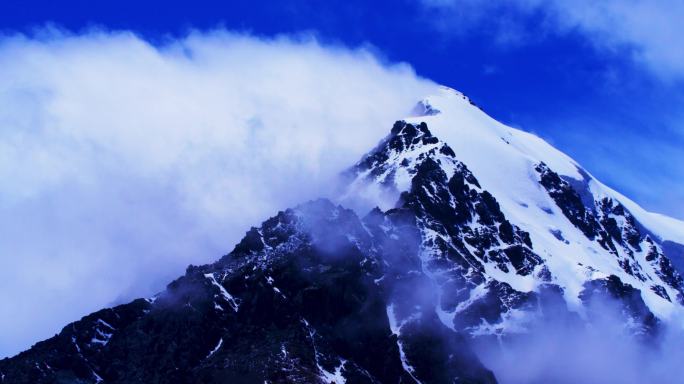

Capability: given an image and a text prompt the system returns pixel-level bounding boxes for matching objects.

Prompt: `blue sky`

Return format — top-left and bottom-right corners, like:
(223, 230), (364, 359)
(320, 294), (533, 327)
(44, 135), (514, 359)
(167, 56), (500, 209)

(1, 0), (682, 218)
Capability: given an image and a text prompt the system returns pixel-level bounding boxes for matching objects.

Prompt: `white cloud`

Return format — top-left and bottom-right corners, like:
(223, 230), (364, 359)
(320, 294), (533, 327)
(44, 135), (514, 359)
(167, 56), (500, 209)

(419, 0), (684, 79)
(533, 0), (684, 80)
(0, 29), (437, 357)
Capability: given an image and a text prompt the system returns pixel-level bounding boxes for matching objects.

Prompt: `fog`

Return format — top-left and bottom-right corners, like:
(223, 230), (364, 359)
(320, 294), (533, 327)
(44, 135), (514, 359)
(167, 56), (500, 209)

(0, 28), (437, 357)
(475, 294), (684, 384)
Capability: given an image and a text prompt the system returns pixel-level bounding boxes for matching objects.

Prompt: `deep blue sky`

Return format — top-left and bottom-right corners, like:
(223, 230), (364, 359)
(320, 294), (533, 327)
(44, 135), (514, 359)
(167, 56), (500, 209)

(1, 0), (682, 218)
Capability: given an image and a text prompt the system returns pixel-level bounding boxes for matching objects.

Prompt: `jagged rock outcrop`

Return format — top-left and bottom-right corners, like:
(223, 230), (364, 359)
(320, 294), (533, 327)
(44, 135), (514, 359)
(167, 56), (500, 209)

(0, 199), (496, 384)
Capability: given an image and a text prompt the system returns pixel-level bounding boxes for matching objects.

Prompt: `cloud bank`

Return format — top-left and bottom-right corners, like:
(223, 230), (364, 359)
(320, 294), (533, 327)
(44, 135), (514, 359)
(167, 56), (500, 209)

(0, 29), (437, 358)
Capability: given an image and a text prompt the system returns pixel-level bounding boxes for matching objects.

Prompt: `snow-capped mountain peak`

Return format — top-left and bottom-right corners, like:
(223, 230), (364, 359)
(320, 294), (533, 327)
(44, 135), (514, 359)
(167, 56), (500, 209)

(344, 86), (684, 329)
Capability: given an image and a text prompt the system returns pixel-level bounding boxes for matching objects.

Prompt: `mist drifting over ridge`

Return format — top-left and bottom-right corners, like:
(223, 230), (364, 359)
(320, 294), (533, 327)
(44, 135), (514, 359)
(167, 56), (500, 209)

(0, 29), (437, 358)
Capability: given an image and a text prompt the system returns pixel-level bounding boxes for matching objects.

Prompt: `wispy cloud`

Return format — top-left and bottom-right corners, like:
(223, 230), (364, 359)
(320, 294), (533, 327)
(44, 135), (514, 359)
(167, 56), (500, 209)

(0, 29), (436, 357)
(419, 0), (684, 80)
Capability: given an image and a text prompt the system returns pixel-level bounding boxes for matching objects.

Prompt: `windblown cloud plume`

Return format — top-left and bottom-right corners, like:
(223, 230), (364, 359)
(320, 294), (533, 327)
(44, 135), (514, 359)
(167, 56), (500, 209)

(0, 29), (437, 357)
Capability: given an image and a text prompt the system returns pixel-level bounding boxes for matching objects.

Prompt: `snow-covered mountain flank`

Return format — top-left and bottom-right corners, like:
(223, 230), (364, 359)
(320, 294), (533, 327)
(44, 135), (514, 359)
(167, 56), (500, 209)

(2, 86), (684, 383)
(344, 86), (684, 332)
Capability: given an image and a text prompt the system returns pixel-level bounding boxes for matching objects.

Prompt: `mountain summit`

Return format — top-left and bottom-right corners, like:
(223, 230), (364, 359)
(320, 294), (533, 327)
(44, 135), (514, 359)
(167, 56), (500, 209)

(343, 87), (684, 335)
(2, 86), (684, 383)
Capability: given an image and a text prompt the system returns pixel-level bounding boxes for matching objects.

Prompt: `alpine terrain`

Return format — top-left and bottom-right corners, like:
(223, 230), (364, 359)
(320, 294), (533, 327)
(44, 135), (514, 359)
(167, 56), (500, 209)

(2, 86), (684, 383)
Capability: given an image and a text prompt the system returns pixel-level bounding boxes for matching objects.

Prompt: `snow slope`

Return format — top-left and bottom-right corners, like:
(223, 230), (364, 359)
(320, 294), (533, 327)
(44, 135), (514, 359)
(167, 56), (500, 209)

(411, 86), (684, 244)
(345, 85), (684, 326)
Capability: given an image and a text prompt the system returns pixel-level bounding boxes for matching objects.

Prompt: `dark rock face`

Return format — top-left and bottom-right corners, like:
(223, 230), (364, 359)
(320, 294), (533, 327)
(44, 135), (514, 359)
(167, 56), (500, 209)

(535, 163), (684, 306)
(347, 122), (555, 335)
(0, 199), (496, 384)
(0, 300), (152, 384)
(536, 162), (602, 242)
(580, 275), (659, 338)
